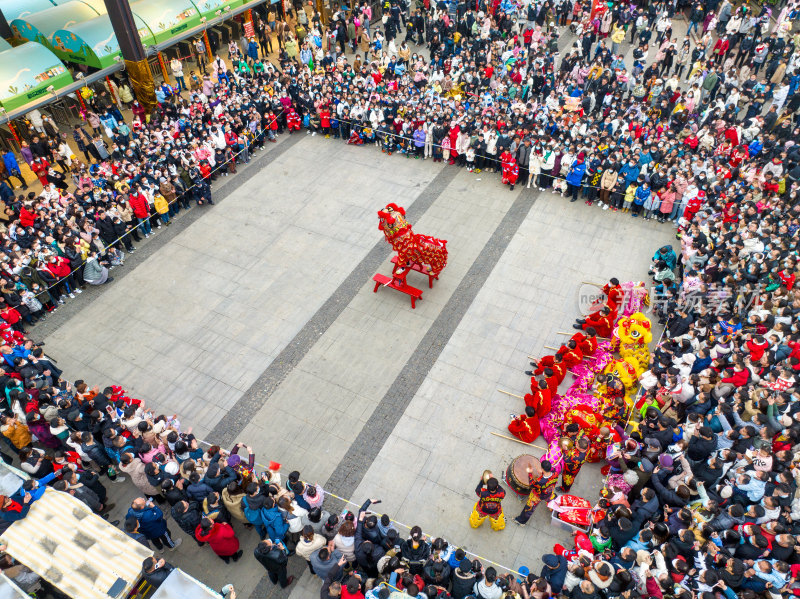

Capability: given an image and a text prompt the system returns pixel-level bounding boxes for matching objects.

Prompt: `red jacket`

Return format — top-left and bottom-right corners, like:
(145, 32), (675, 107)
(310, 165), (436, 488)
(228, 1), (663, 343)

(195, 522), (240, 556)
(746, 338), (769, 362)
(0, 307), (20, 325)
(129, 192), (150, 219)
(18, 207), (36, 228)
(722, 368), (749, 387)
(509, 414), (540, 443)
(46, 257), (72, 279)
(778, 270), (796, 290)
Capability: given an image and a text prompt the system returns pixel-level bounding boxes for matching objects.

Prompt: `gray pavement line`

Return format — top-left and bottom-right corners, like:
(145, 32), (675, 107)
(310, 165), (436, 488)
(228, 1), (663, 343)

(29, 134), (303, 341)
(324, 186), (541, 511)
(207, 165), (458, 448)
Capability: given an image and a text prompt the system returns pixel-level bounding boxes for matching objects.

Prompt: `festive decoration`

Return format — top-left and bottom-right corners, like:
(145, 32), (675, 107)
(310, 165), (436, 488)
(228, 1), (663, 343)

(377, 204), (448, 277)
(604, 356), (643, 396)
(547, 494), (594, 527)
(611, 312), (653, 369)
(618, 281), (650, 316)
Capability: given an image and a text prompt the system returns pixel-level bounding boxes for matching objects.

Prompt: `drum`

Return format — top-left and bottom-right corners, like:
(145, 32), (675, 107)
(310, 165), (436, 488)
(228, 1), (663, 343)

(504, 454), (542, 496)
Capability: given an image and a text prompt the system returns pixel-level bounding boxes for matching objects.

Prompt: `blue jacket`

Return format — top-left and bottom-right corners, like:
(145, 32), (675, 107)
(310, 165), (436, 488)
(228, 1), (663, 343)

(186, 480), (214, 502)
(619, 163), (640, 186)
(566, 160), (586, 186)
(540, 554), (568, 593)
(0, 181), (13, 203)
(126, 505), (167, 538)
(634, 185), (651, 206)
(3, 152), (19, 174)
(242, 494), (266, 526)
(653, 247), (677, 270)
(0, 500), (30, 523)
(260, 506), (289, 542)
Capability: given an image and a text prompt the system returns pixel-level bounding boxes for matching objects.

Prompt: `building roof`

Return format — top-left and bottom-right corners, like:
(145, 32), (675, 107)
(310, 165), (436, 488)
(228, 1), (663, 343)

(0, 488), (152, 599)
(0, 41), (74, 111)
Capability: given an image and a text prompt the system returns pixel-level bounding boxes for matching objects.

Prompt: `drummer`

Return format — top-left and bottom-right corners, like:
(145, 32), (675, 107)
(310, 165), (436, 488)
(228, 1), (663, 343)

(514, 460), (559, 527)
(560, 436), (590, 493)
(469, 475), (506, 531)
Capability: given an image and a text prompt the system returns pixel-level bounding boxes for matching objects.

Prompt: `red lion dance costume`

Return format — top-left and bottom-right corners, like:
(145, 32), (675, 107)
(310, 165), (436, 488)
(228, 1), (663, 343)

(377, 204), (448, 276)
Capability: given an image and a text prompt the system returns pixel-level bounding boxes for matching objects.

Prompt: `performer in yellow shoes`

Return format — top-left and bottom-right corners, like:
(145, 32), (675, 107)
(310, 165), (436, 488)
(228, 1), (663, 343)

(469, 472), (506, 531)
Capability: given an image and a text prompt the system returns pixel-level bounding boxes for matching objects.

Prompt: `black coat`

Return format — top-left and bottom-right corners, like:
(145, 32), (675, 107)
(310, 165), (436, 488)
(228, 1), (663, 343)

(450, 568), (476, 599)
(171, 501), (202, 536)
(354, 520), (385, 577)
(687, 436), (716, 462)
(143, 563), (174, 589)
(253, 542), (288, 573)
(96, 216), (117, 245)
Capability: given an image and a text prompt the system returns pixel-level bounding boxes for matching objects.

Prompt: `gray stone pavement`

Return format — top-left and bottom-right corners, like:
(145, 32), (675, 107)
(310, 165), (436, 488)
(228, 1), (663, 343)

(340, 192), (675, 581)
(42, 136), (442, 442)
(42, 132), (674, 599)
(38, 22), (686, 599)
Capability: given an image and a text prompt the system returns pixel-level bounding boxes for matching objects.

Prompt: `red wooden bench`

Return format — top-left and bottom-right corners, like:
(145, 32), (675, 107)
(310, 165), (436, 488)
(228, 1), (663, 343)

(372, 273), (423, 309)
(390, 256), (439, 288)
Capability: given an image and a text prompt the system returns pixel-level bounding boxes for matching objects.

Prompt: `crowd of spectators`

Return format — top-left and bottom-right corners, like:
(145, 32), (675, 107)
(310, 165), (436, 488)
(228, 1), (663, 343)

(0, 0), (799, 597)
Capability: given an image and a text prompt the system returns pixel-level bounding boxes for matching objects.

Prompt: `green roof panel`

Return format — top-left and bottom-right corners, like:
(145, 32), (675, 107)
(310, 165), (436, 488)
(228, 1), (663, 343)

(51, 13), (155, 68)
(130, 0), (203, 44)
(10, 1), (102, 50)
(0, 42), (73, 111)
(0, 0), (58, 22)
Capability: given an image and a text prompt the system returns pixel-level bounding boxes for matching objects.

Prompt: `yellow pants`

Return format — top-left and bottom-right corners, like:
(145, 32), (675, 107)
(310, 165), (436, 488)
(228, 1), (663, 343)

(469, 505), (505, 530)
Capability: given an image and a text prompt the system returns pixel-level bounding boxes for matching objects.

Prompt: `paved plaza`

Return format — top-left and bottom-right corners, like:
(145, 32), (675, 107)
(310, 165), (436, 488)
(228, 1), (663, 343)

(39, 133), (674, 598)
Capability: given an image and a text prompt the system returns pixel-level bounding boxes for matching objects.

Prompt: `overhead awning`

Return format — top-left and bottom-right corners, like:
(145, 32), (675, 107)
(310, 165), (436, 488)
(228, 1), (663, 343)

(52, 13), (156, 69)
(0, 488), (152, 599)
(0, 41), (74, 111)
(149, 569), (222, 599)
(0, 0), (265, 124)
(10, 1), (103, 51)
(130, 0), (203, 44)
(193, 0), (245, 18)
(0, 0), (58, 22)
(0, 572), (31, 599)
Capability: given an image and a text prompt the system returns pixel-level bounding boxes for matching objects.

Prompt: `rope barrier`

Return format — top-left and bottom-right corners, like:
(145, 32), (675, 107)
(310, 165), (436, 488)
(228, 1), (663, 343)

(190, 437), (526, 577)
(3, 108), (286, 315)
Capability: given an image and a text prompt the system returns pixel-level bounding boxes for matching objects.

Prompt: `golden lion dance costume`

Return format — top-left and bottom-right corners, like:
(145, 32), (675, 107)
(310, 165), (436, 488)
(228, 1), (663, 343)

(377, 204), (448, 276)
(612, 312), (653, 370)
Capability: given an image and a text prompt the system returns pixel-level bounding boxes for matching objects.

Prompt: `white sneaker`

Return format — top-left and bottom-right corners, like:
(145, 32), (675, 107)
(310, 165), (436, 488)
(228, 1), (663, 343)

(68, 293), (75, 299)
(58, 299), (65, 305)
(111, 476), (126, 484)
(539, 187), (544, 191)
(603, 204), (609, 210)
(75, 288), (83, 294)
(168, 538), (183, 551)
